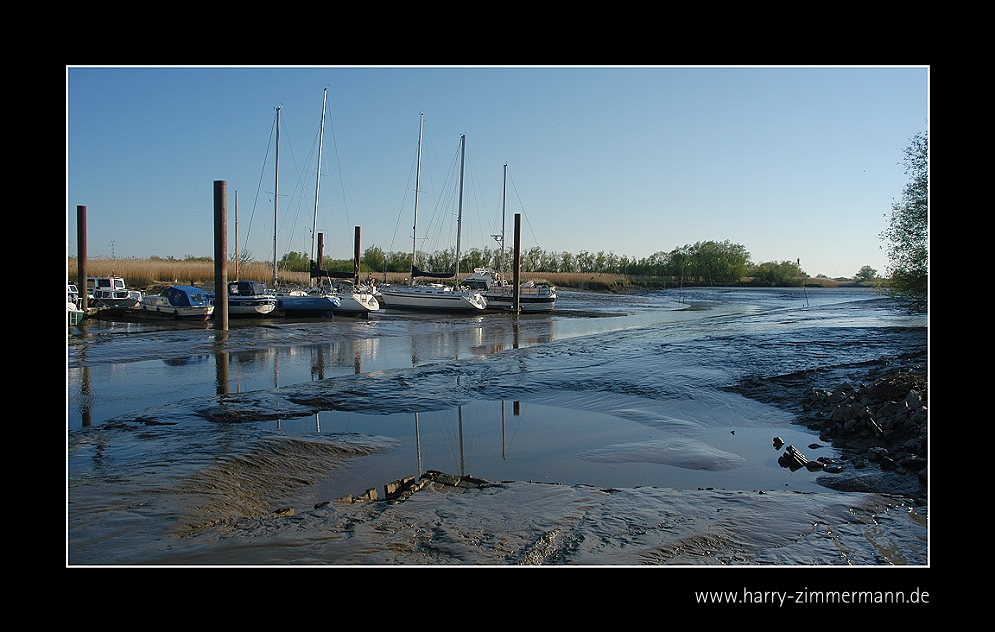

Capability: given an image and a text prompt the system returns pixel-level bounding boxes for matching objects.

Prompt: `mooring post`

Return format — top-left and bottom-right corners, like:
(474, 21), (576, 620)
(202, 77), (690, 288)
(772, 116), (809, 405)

(354, 226), (361, 285)
(76, 205), (87, 304)
(513, 213), (522, 313)
(214, 180), (228, 330)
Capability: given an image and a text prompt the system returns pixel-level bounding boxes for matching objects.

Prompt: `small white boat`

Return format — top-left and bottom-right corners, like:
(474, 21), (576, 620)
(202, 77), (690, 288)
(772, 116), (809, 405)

(226, 280), (277, 317)
(140, 285), (214, 320)
(68, 283), (85, 327)
(88, 276), (145, 308)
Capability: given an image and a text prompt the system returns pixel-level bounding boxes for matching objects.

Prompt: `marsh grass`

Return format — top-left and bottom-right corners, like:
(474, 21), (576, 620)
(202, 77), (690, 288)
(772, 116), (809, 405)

(70, 258), (848, 293)
(68, 258), (651, 292)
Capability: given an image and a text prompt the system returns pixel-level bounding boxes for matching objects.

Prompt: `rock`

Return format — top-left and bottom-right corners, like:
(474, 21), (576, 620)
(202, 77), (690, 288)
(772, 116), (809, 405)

(779, 445), (809, 471)
(901, 456), (927, 472)
(867, 446), (889, 462)
(787, 368), (927, 502)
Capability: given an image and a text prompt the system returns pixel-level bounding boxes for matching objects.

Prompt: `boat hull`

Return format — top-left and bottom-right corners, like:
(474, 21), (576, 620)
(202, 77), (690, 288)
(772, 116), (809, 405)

(334, 293), (381, 314)
(483, 291), (557, 312)
(139, 304), (214, 320)
(463, 268), (556, 312)
(277, 295), (341, 318)
(139, 286), (214, 320)
(68, 303), (85, 327)
(381, 286), (487, 312)
(227, 299), (277, 316)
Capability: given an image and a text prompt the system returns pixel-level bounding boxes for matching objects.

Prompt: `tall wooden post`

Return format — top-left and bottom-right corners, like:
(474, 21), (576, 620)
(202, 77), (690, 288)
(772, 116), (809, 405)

(513, 213), (522, 313)
(76, 205), (87, 299)
(354, 226), (361, 285)
(214, 180), (228, 330)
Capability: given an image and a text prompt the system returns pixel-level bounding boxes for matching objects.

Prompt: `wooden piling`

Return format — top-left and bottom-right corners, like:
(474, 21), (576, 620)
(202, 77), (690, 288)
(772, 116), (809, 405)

(76, 205), (87, 297)
(354, 226), (361, 285)
(513, 213), (522, 313)
(214, 181), (228, 330)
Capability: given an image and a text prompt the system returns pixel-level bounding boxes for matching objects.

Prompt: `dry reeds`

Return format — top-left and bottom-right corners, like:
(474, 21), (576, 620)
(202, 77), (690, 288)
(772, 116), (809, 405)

(68, 258), (653, 293)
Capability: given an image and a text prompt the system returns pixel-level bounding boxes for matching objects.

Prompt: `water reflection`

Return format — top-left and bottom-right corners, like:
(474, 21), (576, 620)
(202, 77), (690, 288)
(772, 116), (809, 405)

(293, 393), (841, 501)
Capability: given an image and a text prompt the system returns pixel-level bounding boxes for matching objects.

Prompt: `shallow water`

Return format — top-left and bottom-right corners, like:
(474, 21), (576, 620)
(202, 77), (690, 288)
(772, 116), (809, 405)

(67, 286), (928, 566)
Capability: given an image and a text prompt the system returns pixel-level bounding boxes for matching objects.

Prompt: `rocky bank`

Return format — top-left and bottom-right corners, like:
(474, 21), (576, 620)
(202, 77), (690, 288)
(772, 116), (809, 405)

(799, 369), (927, 503)
(732, 351), (928, 506)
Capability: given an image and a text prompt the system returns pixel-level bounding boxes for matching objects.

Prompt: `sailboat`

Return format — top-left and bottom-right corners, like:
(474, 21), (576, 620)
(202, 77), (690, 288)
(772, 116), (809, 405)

(289, 89), (378, 316)
(462, 165), (557, 312)
(380, 115), (487, 312)
(270, 90), (342, 318)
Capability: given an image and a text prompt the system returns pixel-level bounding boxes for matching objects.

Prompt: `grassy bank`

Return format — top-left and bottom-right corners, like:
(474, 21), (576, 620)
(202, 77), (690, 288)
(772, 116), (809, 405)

(68, 258), (851, 293)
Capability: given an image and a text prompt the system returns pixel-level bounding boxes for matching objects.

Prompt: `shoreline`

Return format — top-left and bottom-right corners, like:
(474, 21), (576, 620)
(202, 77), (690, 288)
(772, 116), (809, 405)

(732, 352), (928, 505)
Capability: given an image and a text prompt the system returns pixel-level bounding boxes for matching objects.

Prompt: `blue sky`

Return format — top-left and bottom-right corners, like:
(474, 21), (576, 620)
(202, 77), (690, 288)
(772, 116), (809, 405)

(66, 66), (928, 278)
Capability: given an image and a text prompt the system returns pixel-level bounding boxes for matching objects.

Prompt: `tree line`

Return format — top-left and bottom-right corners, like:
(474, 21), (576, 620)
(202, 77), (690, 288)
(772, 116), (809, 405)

(276, 239), (830, 287)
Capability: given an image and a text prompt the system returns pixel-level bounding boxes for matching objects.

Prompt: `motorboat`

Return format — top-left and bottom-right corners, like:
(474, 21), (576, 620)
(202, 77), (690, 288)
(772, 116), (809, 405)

(226, 280), (277, 317)
(88, 276), (145, 308)
(140, 285), (214, 320)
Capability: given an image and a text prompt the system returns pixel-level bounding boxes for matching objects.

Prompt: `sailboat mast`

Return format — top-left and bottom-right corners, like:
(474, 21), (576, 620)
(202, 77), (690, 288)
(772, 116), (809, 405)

(455, 134), (466, 284)
(500, 163), (507, 277)
(311, 88), (327, 266)
(411, 113), (423, 284)
(273, 105), (281, 287)
(234, 190), (239, 281)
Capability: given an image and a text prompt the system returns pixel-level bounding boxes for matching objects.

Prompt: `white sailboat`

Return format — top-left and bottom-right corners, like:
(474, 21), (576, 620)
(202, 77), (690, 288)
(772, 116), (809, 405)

(380, 115), (487, 312)
(278, 89), (378, 316)
(462, 164), (557, 312)
(269, 91), (342, 317)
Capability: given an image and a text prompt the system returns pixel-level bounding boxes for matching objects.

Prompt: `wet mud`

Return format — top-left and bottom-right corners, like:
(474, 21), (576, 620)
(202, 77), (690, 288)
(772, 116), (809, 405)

(68, 287), (929, 567)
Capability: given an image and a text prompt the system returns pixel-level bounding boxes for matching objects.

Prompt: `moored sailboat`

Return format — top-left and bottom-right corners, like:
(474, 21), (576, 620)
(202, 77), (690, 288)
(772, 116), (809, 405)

(270, 89), (374, 317)
(462, 164), (556, 312)
(380, 116), (486, 312)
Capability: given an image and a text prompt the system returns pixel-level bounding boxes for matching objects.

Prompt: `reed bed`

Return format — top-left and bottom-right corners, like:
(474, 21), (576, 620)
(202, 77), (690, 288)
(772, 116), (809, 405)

(70, 259), (843, 292)
(68, 258), (644, 292)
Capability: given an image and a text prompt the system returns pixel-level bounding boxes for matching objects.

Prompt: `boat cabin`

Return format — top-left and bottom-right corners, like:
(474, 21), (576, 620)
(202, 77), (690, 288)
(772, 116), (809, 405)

(89, 276), (130, 299)
(163, 285), (212, 307)
(228, 280), (273, 297)
(145, 285), (211, 308)
(463, 268), (504, 291)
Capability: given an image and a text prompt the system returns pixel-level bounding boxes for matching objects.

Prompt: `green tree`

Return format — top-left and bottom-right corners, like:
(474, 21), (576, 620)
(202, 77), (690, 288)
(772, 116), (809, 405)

(362, 245), (386, 274)
(279, 251), (310, 272)
(854, 265), (878, 284)
(881, 131), (928, 310)
(749, 260), (805, 286)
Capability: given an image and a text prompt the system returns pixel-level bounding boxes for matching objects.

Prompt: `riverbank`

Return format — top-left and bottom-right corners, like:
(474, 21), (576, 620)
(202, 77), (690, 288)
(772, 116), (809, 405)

(732, 351), (928, 504)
